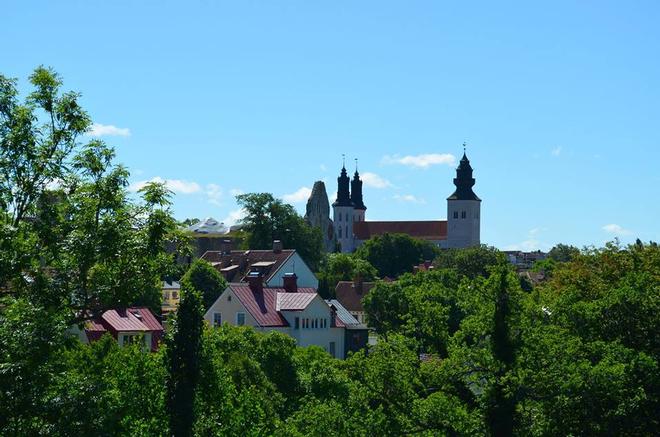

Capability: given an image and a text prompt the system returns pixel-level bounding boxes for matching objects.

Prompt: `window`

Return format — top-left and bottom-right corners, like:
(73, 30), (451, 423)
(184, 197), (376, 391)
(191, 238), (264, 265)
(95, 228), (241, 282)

(329, 341), (336, 358)
(172, 291), (178, 299)
(163, 292), (168, 300)
(338, 227), (342, 238)
(453, 211), (458, 219)
(236, 312), (245, 326)
(227, 295), (232, 301)
(213, 312), (222, 327)
(295, 317), (300, 329)
(346, 213), (349, 222)
(121, 334), (144, 347)
(461, 211), (466, 219)
(338, 213), (341, 222)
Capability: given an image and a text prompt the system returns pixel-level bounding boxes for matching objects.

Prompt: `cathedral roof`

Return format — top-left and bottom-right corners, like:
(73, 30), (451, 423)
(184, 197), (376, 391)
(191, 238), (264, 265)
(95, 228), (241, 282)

(447, 152), (481, 201)
(353, 221), (447, 241)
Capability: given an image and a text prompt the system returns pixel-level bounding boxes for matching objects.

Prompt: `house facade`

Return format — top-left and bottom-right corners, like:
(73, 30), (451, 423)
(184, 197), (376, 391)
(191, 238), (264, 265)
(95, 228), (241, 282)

(204, 272), (365, 358)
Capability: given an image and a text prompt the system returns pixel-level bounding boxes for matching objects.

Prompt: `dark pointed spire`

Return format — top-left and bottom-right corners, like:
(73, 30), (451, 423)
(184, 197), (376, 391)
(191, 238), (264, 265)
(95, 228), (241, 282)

(447, 147), (481, 201)
(351, 158), (366, 211)
(333, 155), (353, 207)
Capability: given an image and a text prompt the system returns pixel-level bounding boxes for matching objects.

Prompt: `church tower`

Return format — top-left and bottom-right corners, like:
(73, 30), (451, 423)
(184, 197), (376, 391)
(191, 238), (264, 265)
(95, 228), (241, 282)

(446, 149), (481, 248)
(332, 161), (355, 253)
(350, 162), (366, 223)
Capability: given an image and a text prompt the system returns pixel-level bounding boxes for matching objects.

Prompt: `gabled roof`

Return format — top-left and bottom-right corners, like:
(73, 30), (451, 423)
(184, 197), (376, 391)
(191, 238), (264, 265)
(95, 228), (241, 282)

(163, 280), (180, 290)
(228, 284), (317, 327)
(202, 249), (296, 283)
(186, 217), (228, 234)
(353, 221), (447, 241)
(335, 281), (376, 313)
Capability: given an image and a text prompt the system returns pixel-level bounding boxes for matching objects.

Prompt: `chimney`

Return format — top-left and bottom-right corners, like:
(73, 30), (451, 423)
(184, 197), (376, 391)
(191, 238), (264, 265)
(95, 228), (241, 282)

(283, 272), (298, 293)
(246, 271), (263, 293)
(273, 240), (283, 253)
(354, 274), (363, 294)
(329, 304), (337, 327)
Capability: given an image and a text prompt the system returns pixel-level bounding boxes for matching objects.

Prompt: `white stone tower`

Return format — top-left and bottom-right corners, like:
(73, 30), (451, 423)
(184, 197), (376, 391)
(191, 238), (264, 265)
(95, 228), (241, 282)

(333, 162), (355, 253)
(446, 150), (481, 248)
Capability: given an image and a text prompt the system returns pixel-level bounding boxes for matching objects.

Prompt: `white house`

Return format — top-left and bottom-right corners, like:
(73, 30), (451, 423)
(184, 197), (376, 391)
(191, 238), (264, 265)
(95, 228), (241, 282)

(203, 272), (365, 358)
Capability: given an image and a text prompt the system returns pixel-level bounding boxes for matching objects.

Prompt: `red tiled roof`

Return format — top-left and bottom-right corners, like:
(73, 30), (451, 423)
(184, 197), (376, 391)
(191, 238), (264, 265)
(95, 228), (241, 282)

(229, 284), (317, 327)
(353, 221), (447, 241)
(276, 292), (316, 311)
(335, 281), (375, 313)
(202, 249), (295, 283)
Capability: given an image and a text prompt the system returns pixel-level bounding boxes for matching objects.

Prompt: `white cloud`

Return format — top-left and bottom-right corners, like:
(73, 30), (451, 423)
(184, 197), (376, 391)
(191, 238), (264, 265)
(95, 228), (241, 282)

(282, 186), (312, 203)
(361, 172), (392, 189)
(87, 122), (130, 137)
(223, 208), (246, 226)
(130, 177), (201, 194)
(551, 146), (562, 156)
(393, 194), (426, 204)
(504, 228), (550, 251)
(206, 183), (222, 206)
(602, 223), (633, 236)
(382, 153), (456, 169)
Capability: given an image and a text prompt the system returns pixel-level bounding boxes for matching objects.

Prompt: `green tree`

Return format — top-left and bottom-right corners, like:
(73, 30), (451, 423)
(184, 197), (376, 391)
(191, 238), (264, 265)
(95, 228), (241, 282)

(236, 193), (324, 270)
(547, 243), (580, 262)
(354, 233), (438, 278)
(317, 253), (378, 298)
(181, 258), (228, 310)
(433, 244), (504, 278)
(166, 285), (205, 437)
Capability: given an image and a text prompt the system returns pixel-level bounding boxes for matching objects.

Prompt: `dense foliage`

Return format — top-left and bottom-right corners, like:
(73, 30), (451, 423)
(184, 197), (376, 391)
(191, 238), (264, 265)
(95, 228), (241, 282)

(316, 252), (378, 298)
(354, 232), (439, 278)
(181, 258), (228, 310)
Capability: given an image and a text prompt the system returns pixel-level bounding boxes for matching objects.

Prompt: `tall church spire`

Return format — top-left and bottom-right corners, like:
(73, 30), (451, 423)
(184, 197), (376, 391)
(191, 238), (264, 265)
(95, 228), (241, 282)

(447, 150), (480, 201)
(333, 156), (352, 207)
(351, 159), (366, 211)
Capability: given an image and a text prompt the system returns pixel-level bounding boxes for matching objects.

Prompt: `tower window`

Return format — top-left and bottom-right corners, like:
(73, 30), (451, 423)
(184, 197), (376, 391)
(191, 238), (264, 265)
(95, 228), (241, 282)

(338, 227), (342, 238)
(338, 213), (341, 222)
(346, 213), (349, 222)
(453, 211), (458, 219)
(461, 211), (467, 219)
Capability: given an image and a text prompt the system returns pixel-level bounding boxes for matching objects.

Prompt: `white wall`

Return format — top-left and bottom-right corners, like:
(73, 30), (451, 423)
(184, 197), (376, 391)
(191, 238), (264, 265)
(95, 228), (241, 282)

(447, 199), (481, 248)
(268, 252), (319, 288)
(279, 295), (345, 358)
(333, 205), (355, 253)
(204, 287), (258, 327)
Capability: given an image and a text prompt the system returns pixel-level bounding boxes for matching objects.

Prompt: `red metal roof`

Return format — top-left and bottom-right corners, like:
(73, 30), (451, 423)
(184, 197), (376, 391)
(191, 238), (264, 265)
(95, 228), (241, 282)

(85, 307), (163, 351)
(276, 292), (316, 311)
(229, 284), (316, 327)
(353, 220), (447, 241)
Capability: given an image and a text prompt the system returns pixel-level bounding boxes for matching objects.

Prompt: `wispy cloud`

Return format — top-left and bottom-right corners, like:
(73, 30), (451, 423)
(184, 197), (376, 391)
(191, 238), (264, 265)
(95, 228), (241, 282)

(602, 223), (633, 236)
(393, 194), (426, 204)
(551, 146), (562, 157)
(130, 177), (201, 194)
(223, 208), (246, 226)
(382, 153), (456, 169)
(205, 183), (222, 206)
(504, 227), (549, 251)
(361, 172), (392, 189)
(282, 186), (312, 203)
(87, 122), (131, 137)
(320, 164), (327, 172)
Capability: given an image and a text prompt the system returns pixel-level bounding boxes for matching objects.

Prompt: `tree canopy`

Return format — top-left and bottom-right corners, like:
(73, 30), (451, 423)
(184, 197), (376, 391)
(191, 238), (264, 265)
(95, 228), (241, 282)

(354, 232), (439, 278)
(181, 259), (228, 311)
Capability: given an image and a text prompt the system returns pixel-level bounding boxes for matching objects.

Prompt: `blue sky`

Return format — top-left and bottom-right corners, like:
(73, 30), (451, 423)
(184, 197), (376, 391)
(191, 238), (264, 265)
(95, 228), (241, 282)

(3, 1), (659, 250)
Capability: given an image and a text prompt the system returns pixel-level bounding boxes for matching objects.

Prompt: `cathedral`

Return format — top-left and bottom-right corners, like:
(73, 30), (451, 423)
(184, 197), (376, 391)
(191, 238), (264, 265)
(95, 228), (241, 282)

(304, 150), (481, 253)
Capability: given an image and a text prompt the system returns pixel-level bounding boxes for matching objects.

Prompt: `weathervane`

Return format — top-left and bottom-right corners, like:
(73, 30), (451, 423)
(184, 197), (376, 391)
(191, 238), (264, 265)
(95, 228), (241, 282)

(355, 158), (358, 172)
(463, 142), (467, 153)
(342, 153), (345, 167)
